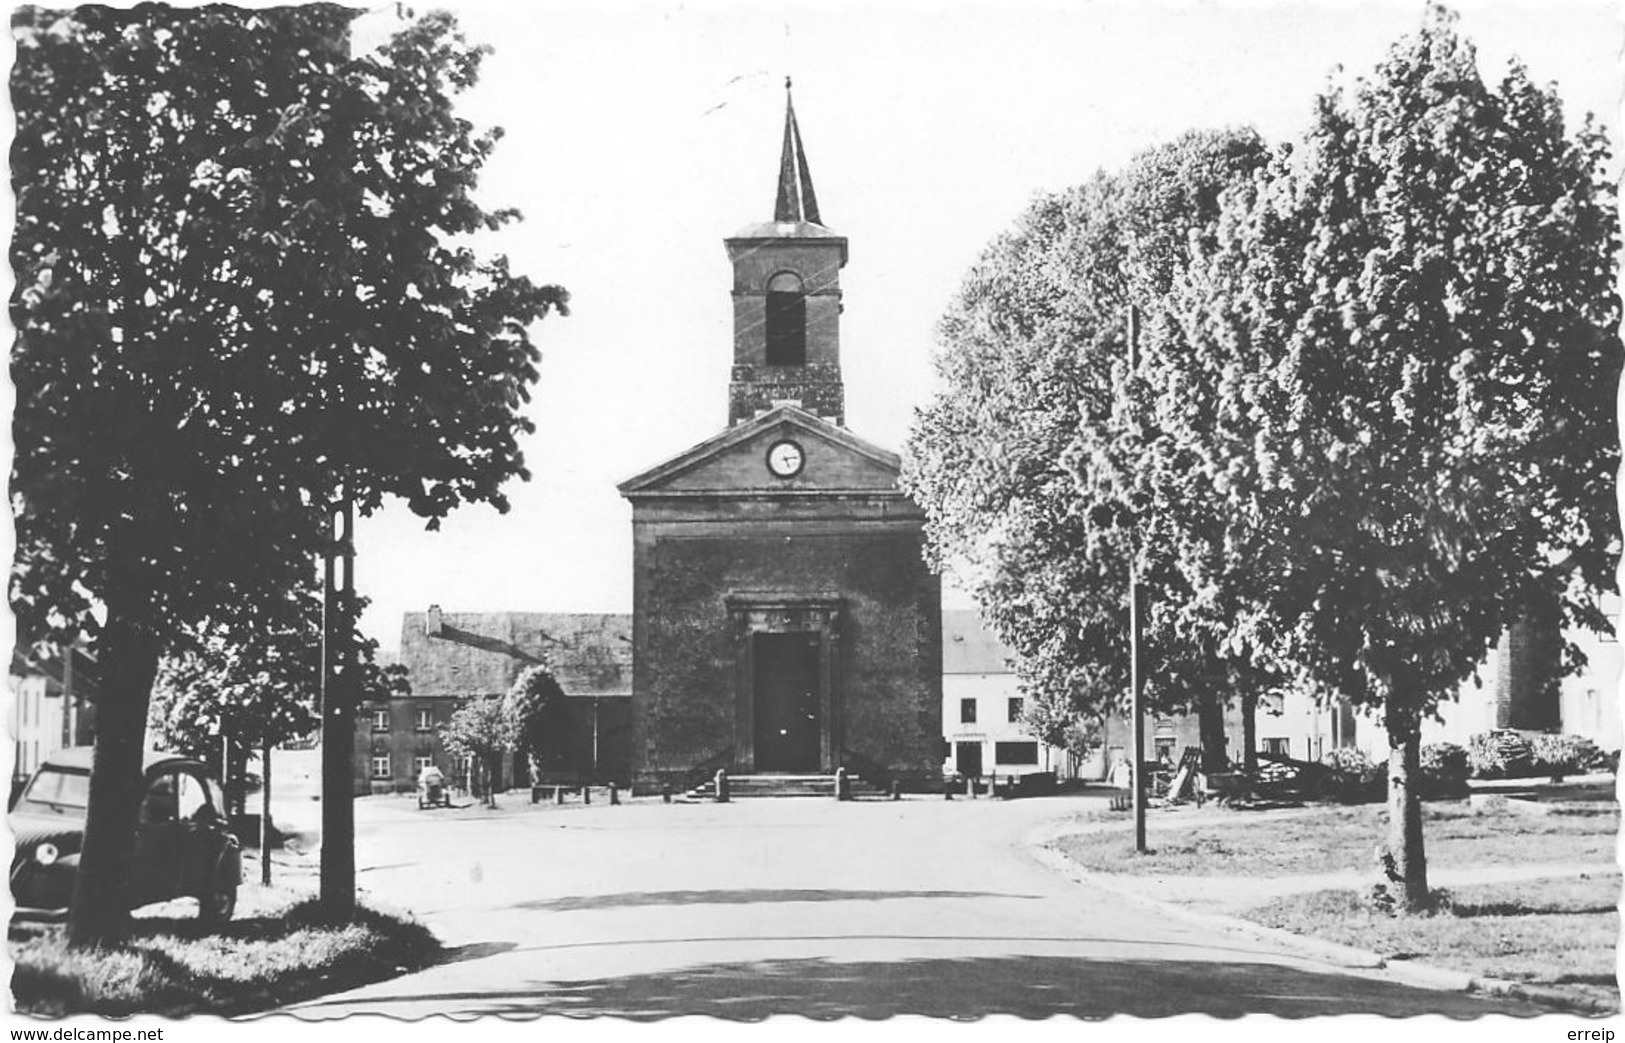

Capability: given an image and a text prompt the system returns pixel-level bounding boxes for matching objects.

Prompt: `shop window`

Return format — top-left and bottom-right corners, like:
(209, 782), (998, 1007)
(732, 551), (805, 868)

(994, 741), (1039, 765)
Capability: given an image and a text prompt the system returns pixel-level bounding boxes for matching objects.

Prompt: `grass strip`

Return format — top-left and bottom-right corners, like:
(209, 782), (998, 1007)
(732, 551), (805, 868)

(1244, 874), (1620, 991)
(10, 898), (439, 1018)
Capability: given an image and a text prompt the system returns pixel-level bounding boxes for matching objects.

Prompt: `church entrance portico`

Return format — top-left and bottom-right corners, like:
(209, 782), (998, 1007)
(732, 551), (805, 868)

(729, 594), (841, 773)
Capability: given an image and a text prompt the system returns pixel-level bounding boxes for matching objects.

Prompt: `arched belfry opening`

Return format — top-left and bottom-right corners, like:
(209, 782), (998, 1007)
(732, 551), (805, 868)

(764, 271), (807, 366)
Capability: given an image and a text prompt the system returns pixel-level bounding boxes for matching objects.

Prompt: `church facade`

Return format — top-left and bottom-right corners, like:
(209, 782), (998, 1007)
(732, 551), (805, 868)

(618, 87), (943, 790)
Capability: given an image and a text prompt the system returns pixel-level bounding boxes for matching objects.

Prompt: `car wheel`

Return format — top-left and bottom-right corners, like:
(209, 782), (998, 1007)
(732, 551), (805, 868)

(199, 881), (237, 924)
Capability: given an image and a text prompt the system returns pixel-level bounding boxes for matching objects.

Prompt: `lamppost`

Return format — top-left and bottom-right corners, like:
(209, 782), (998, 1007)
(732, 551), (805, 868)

(319, 488), (357, 918)
(1127, 304), (1148, 854)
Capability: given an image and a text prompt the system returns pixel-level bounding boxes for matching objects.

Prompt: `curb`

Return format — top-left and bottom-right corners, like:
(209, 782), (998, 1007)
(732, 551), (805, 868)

(1028, 838), (1615, 1015)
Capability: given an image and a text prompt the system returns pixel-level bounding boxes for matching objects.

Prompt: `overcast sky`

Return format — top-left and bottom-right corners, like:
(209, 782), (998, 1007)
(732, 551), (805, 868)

(351, 0), (1621, 653)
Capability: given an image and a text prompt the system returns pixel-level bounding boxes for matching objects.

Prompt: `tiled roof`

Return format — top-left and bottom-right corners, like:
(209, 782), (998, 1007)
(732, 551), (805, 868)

(396, 611), (632, 700)
(942, 609), (1015, 676)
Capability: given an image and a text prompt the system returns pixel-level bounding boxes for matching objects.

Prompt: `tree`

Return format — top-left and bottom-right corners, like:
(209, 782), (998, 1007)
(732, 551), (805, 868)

(1164, 8), (1618, 909)
(503, 662), (567, 783)
(439, 696), (518, 808)
(903, 129), (1272, 771)
(148, 586), (400, 814)
(11, 5), (567, 946)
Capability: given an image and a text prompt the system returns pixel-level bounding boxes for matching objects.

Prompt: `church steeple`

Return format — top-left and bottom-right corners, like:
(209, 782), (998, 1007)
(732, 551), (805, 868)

(724, 82), (848, 427)
(774, 78), (822, 225)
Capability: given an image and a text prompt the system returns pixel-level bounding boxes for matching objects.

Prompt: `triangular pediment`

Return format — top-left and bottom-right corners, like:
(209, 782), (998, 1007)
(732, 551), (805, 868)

(618, 405), (902, 498)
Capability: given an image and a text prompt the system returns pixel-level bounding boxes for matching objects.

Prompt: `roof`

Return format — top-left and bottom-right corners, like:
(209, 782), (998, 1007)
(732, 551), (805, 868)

(618, 403), (902, 497)
(10, 646), (101, 701)
(36, 747), (201, 773)
(942, 609), (1016, 675)
(397, 611), (632, 700)
(775, 78), (821, 225)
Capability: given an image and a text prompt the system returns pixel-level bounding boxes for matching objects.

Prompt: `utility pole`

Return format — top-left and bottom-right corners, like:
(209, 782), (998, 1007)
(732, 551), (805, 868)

(1128, 304), (1148, 854)
(320, 490), (357, 919)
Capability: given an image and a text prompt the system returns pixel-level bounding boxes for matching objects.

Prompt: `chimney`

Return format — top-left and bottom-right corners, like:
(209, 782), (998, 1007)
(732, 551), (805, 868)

(426, 604), (443, 638)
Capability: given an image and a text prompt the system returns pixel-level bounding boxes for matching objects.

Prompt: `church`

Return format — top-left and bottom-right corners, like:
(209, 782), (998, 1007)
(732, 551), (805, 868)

(617, 84), (944, 791)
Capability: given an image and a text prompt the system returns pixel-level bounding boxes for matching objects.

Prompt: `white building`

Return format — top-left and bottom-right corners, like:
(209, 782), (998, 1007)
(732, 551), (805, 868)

(941, 610), (1070, 779)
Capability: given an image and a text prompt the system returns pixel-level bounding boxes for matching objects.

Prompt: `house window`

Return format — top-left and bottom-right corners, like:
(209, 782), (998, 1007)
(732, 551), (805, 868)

(1262, 737), (1289, 756)
(371, 754), (391, 779)
(764, 272), (806, 366)
(1007, 697), (1024, 723)
(994, 741), (1039, 766)
(371, 708), (390, 732)
(415, 708), (433, 732)
(413, 755), (435, 775)
(959, 698), (977, 724)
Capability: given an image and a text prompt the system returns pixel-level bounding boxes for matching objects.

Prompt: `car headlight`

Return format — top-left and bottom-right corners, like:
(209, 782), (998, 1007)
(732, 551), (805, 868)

(33, 842), (59, 867)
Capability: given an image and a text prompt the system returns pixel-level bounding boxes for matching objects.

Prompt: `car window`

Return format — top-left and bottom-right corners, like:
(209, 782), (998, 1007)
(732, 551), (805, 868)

(22, 768), (90, 809)
(139, 774), (177, 824)
(175, 771), (212, 821)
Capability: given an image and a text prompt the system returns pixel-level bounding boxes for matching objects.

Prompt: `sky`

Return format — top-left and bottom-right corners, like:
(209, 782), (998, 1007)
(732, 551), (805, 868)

(350, 0), (1623, 653)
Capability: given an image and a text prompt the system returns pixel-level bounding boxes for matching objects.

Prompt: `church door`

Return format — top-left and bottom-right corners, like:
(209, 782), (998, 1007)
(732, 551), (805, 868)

(752, 632), (822, 772)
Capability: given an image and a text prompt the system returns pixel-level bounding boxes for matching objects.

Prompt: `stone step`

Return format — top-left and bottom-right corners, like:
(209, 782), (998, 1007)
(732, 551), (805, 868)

(682, 773), (887, 800)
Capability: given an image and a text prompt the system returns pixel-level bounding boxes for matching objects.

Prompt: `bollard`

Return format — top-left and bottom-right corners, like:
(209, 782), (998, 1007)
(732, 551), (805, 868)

(583, 784), (591, 805)
(662, 788), (672, 804)
(609, 781), (620, 805)
(890, 780), (902, 802)
(944, 779), (954, 800)
(715, 768), (730, 803)
(834, 767), (850, 802)
(554, 786), (565, 805)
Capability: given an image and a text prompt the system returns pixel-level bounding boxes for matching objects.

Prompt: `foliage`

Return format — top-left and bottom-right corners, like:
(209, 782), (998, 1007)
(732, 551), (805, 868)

(1528, 733), (1600, 779)
(1418, 742), (1470, 796)
(1160, 7), (1619, 907)
(903, 128), (1271, 744)
(10, 4), (565, 945)
(1318, 746), (1386, 803)
(1466, 730), (1536, 780)
(503, 663), (566, 779)
(439, 696), (517, 805)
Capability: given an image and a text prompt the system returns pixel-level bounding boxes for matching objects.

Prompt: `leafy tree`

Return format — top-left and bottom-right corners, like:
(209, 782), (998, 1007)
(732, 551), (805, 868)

(1018, 688), (1101, 774)
(148, 587), (402, 815)
(439, 696), (517, 808)
(904, 129), (1271, 772)
(1164, 8), (1618, 909)
(503, 662), (567, 782)
(11, 5), (566, 946)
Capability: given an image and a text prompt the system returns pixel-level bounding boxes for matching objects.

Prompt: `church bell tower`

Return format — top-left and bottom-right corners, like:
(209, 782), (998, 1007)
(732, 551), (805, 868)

(725, 80), (848, 427)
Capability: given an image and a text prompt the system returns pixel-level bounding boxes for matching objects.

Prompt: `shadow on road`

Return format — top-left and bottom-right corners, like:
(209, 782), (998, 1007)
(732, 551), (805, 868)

(291, 954), (1535, 1019)
(518, 889), (1041, 912)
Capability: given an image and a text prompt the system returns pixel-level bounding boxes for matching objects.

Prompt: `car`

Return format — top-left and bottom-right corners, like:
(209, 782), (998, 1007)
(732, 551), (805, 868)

(9, 747), (242, 923)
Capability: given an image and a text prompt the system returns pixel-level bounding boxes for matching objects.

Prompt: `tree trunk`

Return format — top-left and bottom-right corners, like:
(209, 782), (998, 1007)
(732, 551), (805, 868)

(67, 603), (162, 948)
(1384, 703), (1429, 911)
(1196, 688), (1227, 773)
(1241, 689), (1258, 774)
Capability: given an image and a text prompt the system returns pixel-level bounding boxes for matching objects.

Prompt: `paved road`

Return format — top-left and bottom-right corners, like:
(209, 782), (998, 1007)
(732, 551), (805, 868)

(282, 792), (1540, 1019)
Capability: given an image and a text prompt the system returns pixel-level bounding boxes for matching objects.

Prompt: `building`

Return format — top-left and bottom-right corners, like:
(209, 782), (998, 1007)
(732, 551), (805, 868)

(617, 84), (943, 790)
(941, 610), (1070, 779)
(356, 609), (632, 795)
(8, 645), (98, 799)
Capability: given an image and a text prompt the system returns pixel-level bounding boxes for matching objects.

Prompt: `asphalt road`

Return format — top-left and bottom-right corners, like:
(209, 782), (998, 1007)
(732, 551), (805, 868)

(279, 790), (1542, 1019)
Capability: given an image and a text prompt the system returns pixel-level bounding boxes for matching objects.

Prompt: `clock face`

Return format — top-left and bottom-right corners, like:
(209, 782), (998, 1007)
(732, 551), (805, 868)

(766, 439), (805, 478)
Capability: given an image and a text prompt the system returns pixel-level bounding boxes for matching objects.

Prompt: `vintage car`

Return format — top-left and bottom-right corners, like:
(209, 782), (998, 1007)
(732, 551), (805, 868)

(9, 747), (242, 922)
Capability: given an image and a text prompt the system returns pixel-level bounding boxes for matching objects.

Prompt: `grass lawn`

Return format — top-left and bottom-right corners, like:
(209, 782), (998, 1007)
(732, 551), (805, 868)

(1056, 800), (1617, 877)
(1245, 872), (1620, 990)
(10, 895), (439, 1017)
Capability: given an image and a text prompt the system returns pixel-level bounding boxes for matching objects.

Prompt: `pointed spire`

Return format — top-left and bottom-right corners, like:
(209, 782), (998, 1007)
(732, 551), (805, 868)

(774, 77), (822, 225)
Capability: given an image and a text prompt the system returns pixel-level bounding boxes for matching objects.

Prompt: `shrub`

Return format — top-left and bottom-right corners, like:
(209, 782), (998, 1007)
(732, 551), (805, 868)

(1418, 742), (1470, 797)
(1319, 746), (1385, 803)
(1530, 734), (1599, 779)
(1467, 730), (1535, 780)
